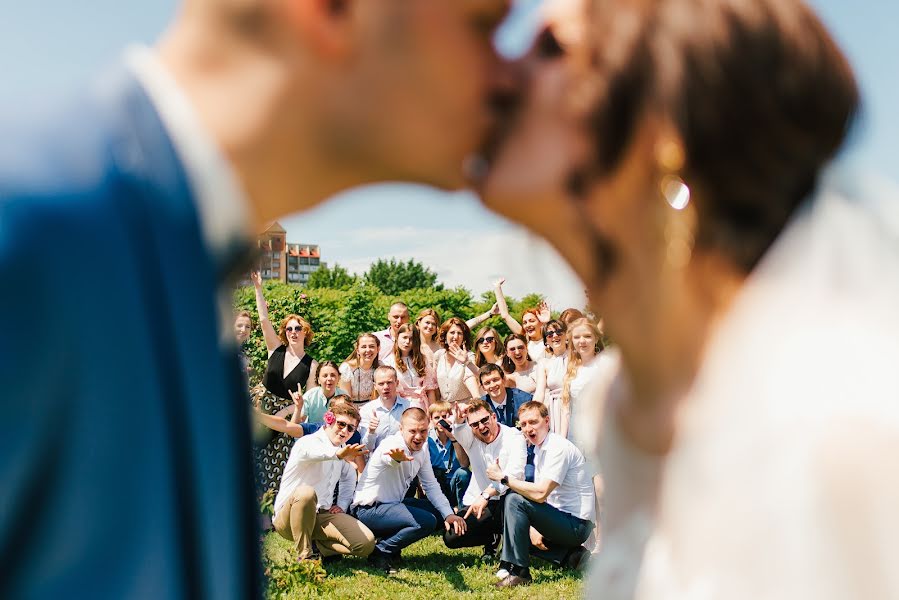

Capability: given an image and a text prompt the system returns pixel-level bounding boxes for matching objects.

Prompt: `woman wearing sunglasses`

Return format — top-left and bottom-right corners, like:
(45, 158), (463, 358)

(532, 320), (569, 434)
(251, 271), (320, 492)
(501, 333), (538, 394)
(473, 326), (504, 368)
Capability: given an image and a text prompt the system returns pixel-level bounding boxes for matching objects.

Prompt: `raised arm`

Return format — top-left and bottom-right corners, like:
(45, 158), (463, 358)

(494, 278), (523, 334)
(466, 302), (499, 330)
(253, 408), (307, 438)
(306, 359), (319, 391)
(251, 271), (281, 354)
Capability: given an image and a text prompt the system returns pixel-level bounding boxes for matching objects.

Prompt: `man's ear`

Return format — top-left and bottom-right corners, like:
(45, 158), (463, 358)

(282, 0), (354, 59)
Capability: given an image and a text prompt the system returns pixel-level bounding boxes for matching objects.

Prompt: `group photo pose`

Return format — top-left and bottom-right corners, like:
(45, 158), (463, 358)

(5, 0), (896, 598)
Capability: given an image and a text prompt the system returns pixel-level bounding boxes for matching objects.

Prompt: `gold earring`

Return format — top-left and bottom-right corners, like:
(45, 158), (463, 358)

(659, 175), (694, 269)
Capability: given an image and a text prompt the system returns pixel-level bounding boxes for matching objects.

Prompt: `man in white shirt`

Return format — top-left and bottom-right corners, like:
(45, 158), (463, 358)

(487, 401), (595, 588)
(375, 302), (410, 361)
(444, 399), (526, 562)
(273, 403), (373, 562)
(352, 408), (467, 574)
(359, 366), (410, 451)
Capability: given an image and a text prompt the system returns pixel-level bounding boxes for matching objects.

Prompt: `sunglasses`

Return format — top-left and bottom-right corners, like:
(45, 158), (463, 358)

(285, 326), (303, 333)
(477, 336), (496, 345)
(544, 330), (563, 339)
(468, 414), (492, 428)
(334, 420), (356, 433)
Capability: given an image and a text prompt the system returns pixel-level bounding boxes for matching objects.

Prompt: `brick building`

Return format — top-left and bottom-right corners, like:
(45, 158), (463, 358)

(256, 221), (322, 285)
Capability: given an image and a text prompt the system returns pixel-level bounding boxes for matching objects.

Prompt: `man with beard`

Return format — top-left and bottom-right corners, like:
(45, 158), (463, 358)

(351, 408), (467, 574)
(443, 399), (526, 563)
(0, 1), (518, 596)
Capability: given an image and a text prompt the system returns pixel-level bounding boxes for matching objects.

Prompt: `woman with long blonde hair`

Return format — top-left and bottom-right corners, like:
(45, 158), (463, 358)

(558, 318), (603, 440)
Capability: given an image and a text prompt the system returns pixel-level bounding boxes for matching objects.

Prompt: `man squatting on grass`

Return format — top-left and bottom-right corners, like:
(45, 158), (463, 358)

(351, 407), (467, 573)
(486, 401), (596, 588)
(273, 402), (375, 561)
(443, 399), (526, 562)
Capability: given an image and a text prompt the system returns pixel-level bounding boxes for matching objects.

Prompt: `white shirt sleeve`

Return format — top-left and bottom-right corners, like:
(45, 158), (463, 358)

(540, 438), (571, 486)
(453, 422), (474, 451)
(294, 434), (340, 462)
(336, 461), (356, 511)
(417, 453), (454, 518)
(502, 431), (527, 486)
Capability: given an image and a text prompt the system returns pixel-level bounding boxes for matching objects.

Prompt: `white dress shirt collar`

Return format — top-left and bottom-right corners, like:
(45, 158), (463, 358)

(124, 45), (251, 263)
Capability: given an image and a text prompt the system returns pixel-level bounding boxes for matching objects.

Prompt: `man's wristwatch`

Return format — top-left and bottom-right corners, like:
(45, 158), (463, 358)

(480, 490), (492, 500)
(500, 475), (509, 486)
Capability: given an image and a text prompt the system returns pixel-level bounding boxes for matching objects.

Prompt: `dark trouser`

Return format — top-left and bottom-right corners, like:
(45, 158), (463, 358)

(353, 498), (441, 556)
(501, 492), (594, 570)
(443, 495), (504, 550)
(434, 467), (471, 509)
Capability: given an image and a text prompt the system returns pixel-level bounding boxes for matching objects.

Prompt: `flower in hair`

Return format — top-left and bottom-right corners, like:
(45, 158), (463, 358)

(323, 411), (336, 426)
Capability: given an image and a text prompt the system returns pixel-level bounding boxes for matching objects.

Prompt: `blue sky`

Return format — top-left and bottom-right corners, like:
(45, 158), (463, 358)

(3, 0), (895, 306)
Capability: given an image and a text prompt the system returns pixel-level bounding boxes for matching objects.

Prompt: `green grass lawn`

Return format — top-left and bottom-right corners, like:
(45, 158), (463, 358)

(262, 531), (585, 599)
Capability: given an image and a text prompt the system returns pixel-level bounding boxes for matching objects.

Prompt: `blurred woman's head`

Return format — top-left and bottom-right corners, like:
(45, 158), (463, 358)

(486, 0), (858, 395)
(234, 310), (252, 344)
(559, 308), (585, 327)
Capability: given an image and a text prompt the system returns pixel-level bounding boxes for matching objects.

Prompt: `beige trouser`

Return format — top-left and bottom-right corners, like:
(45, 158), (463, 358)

(273, 485), (375, 559)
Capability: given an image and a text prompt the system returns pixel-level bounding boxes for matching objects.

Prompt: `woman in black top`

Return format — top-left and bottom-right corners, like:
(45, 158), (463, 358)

(251, 272), (319, 493)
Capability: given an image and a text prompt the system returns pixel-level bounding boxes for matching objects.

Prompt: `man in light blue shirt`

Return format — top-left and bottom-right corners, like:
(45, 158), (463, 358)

(359, 366), (410, 451)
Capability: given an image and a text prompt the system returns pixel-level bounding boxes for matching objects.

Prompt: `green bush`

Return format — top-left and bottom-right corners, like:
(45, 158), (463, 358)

(234, 281), (556, 383)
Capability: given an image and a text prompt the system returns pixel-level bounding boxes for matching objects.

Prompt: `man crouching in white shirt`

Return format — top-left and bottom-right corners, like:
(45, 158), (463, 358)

(444, 399), (526, 562)
(351, 407), (467, 574)
(273, 403), (374, 563)
(487, 401), (596, 588)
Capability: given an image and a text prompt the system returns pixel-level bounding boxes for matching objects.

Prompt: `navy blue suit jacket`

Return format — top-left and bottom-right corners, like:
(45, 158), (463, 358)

(0, 66), (259, 598)
(481, 388), (533, 428)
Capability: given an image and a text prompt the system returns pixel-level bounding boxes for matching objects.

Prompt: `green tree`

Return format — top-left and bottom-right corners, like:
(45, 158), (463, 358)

(363, 258), (442, 296)
(306, 263), (357, 289)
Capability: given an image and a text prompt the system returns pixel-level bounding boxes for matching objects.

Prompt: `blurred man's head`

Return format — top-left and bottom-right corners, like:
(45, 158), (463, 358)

(165, 0), (517, 223)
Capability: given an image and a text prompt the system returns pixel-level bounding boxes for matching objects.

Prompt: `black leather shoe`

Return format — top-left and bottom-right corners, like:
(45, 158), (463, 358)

(367, 552), (397, 575)
(563, 546), (590, 571)
(321, 554), (343, 565)
(494, 574), (532, 588)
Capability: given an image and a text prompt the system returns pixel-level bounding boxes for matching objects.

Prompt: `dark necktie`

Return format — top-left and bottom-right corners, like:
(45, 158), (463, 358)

(495, 404), (505, 425)
(524, 444), (536, 483)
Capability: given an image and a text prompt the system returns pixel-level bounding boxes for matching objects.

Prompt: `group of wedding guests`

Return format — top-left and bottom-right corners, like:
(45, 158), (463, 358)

(240, 274), (604, 587)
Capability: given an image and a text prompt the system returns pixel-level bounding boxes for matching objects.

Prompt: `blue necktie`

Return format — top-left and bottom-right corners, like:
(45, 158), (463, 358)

(524, 444), (536, 483)
(496, 404), (505, 425)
